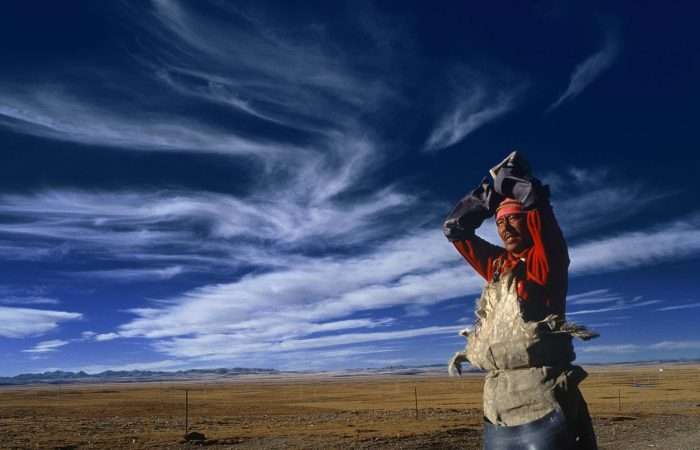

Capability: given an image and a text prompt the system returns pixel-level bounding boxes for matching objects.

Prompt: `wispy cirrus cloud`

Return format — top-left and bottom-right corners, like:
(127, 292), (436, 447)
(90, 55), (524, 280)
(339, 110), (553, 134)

(0, 307), (82, 338)
(0, 89), (304, 159)
(74, 266), (185, 282)
(0, 296), (60, 306)
(567, 299), (661, 316)
(153, 325), (462, 361)
(0, 185), (419, 271)
(23, 220), (468, 364)
(566, 289), (657, 317)
(547, 30), (620, 112)
(0, 0), (390, 164)
(567, 288), (624, 306)
(543, 167), (673, 237)
(94, 332), (120, 342)
(2, 170), (699, 366)
(656, 302), (700, 312)
(22, 339), (69, 353)
(0, 288), (61, 307)
(0, 286), (60, 306)
(148, 0), (388, 115)
(0, 0), (398, 231)
(0, 243), (65, 261)
(581, 340), (700, 354)
(569, 213), (700, 275)
(579, 343), (641, 354)
(650, 340), (700, 351)
(424, 70), (526, 151)
(0, 297), (61, 306)
(110, 229), (478, 347)
(68, 359), (185, 374)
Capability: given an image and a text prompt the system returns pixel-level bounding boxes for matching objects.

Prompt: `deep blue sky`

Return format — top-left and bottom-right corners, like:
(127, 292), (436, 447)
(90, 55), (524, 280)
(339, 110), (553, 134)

(1, 1), (699, 376)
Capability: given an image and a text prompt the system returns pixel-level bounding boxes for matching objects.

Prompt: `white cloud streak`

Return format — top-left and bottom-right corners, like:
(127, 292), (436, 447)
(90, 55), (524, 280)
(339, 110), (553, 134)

(110, 229), (478, 346)
(567, 288), (624, 306)
(148, 0), (387, 116)
(567, 300), (661, 316)
(75, 266), (185, 282)
(73, 359), (185, 374)
(0, 296), (60, 306)
(22, 339), (69, 353)
(656, 302), (700, 312)
(579, 344), (641, 354)
(544, 167), (672, 237)
(0, 287), (61, 306)
(567, 289), (611, 301)
(424, 74), (525, 151)
(650, 340), (700, 351)
(154, 325), (461, 360)
(0, 89), (300, 159)
(0, 307), (82, 338)
(95, 332), (120, 342)
(0, 186), (418, 269)
(569, 215), (700, 275)
(580, 340), (700, 354)
(548, 31), (620, 112)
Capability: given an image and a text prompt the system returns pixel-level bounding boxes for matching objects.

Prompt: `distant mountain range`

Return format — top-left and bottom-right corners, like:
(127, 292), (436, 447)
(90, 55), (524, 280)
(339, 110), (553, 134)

(2, 359), (698, 386)
(0, 364), (460, 386)
(0, 367), (280, 386)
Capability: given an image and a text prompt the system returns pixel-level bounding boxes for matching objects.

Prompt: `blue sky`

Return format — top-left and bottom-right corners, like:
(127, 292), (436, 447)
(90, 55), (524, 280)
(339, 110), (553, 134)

(0, 1), (699, 376)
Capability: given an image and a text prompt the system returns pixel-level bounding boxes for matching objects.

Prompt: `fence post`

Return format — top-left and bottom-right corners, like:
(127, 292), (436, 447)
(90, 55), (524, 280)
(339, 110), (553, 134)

(618, 388), (621, 412)
(414, 387), (418, 419)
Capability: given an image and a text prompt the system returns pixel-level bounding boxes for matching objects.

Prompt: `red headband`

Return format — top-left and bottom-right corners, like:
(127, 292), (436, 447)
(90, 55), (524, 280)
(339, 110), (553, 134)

(496, 198), (525, 220)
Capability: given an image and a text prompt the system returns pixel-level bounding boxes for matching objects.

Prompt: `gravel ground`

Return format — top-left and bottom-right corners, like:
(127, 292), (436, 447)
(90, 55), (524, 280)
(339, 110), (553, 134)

(3, 412), (700, 449)
(170, 413), (700, 450)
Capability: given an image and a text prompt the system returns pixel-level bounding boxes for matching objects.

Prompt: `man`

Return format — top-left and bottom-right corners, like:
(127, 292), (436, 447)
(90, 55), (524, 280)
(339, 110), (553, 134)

(443, 151), (598, 450)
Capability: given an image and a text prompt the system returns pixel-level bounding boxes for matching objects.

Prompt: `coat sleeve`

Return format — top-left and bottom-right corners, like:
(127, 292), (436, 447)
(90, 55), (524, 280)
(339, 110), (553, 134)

(524, 203), (569, 314)
(443, 178), (505, 281)
(452, 235), (505, 282)
(443, 177), (502, 242)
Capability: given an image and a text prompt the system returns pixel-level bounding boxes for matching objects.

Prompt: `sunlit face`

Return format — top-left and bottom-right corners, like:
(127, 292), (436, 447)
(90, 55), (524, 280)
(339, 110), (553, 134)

(496, 213), (532, 253)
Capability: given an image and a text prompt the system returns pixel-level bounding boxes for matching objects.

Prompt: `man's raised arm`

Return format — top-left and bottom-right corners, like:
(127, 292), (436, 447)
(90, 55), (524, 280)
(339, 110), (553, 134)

(443, 177), (505, 281)
(492, 151), (569, 314)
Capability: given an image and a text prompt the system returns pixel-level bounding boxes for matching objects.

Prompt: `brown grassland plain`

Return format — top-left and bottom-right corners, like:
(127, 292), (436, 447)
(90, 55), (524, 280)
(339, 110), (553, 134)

(1, 364), (699, 449)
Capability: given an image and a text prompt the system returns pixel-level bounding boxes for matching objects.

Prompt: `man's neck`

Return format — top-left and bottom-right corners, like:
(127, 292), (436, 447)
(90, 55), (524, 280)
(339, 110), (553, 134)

(508, 246), (531, 260)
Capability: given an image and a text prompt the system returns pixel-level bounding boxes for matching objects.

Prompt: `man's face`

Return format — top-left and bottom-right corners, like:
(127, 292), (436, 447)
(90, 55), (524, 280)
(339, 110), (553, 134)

(496, 213), (532, 253)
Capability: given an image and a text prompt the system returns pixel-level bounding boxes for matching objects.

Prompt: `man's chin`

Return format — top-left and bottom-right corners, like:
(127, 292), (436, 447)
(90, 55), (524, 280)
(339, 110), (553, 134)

(504, 242), (525, 253)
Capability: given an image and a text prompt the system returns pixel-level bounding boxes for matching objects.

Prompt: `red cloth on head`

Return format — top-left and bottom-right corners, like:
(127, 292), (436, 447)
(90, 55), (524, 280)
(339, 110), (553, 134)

(496, 198), (525, 220)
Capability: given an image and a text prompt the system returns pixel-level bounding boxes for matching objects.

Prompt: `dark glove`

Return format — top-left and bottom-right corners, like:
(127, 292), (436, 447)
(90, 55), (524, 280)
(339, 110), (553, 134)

(443, 177), (502, 241)
(491, 151), (549, 209)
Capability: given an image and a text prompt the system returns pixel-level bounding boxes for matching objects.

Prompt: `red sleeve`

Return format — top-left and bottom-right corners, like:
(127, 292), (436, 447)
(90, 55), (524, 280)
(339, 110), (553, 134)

(452, 235), (505, 282)
(524, 204), (569, 314)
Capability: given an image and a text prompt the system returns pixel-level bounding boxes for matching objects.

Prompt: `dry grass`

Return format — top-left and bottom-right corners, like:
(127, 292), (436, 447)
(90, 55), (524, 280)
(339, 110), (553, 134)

(1, 364), (699, 449)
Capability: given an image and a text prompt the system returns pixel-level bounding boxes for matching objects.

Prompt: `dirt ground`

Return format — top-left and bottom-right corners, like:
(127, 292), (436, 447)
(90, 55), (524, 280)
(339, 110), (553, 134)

(1, 364), (699, 449)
